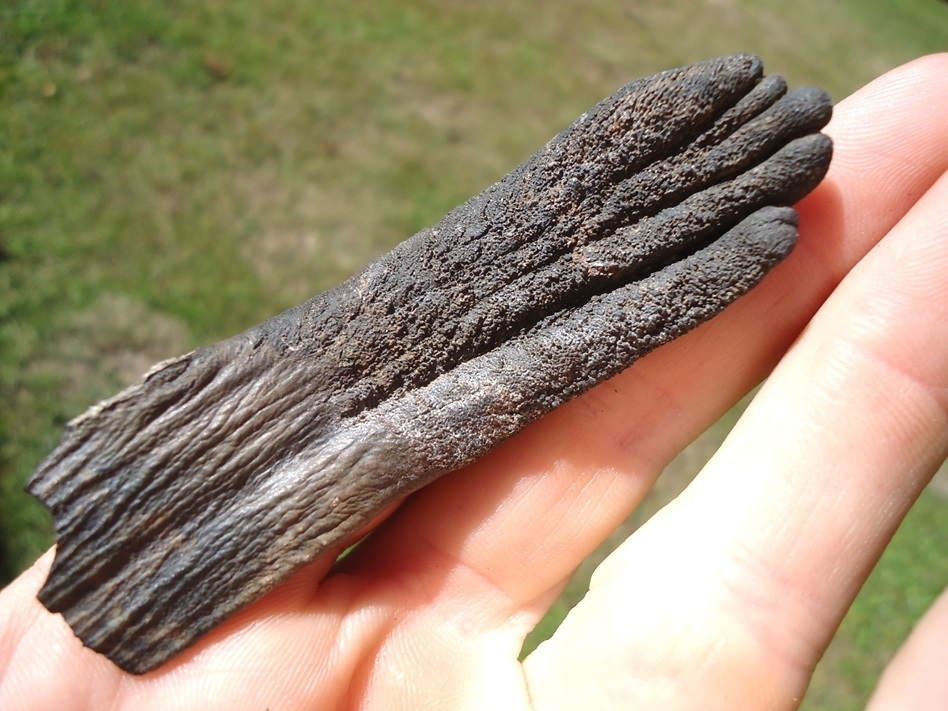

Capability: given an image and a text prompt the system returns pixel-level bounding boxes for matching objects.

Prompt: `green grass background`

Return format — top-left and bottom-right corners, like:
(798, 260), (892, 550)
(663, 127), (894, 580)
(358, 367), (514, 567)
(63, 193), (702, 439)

(1, 1), (945, 707)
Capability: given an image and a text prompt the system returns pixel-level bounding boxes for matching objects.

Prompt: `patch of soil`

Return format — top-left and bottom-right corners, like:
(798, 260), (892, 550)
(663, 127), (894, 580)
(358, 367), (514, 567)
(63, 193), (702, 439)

(31, 293), (191, 414)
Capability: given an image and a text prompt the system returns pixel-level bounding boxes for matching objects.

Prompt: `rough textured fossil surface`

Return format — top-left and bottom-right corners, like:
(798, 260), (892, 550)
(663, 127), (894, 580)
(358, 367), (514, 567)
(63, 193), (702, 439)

(28, 53), (833, 674)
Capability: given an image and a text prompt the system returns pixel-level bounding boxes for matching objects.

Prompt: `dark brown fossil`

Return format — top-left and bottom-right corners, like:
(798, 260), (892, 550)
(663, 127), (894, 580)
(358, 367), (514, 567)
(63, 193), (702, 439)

(28, 53), (832, 674)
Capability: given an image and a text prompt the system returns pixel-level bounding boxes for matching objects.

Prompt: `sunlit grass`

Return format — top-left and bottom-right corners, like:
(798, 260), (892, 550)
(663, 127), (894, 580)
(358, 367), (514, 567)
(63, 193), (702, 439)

(1, 1), (945, 705)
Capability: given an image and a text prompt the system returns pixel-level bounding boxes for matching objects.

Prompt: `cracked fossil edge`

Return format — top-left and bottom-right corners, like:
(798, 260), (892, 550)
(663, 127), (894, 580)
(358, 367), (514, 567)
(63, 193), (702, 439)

(27, 53), (833, 674)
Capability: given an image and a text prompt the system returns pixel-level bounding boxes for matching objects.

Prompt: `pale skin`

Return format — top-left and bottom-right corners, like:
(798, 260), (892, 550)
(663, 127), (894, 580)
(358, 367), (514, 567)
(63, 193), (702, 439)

(2, 54), (947, 710)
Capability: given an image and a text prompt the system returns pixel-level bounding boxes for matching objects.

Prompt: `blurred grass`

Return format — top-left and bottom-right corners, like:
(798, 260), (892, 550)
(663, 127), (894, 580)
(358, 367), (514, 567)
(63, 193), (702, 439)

(1, 0), (945, 706)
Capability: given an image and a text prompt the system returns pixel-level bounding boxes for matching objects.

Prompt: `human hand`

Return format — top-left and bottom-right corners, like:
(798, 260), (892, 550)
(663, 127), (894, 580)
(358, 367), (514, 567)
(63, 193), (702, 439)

(2, 54), (947, 710)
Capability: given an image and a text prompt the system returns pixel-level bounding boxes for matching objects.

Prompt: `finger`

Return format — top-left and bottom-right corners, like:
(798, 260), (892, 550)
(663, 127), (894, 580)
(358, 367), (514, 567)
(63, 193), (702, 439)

(867, 586), (948, 710)
(521, 113), (948, 708)
(0, 552), (122, 710)
(349, 54), (948, 617)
